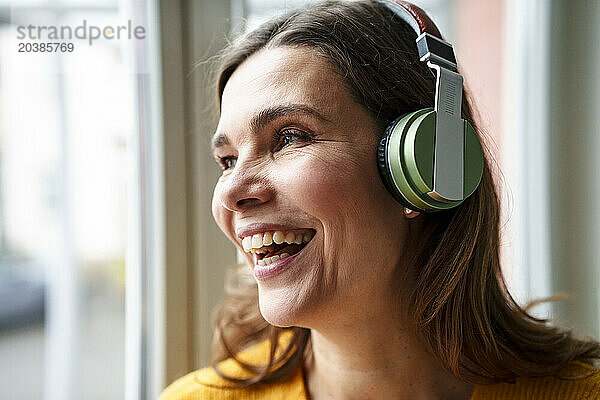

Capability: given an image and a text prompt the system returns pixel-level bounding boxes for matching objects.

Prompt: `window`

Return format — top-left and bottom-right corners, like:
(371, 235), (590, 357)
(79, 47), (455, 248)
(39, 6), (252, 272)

(0, 0), (156, 398)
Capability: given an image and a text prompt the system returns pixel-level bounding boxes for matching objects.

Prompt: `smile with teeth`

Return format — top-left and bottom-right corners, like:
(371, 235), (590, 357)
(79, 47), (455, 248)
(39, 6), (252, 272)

(241, 229), (315, 266)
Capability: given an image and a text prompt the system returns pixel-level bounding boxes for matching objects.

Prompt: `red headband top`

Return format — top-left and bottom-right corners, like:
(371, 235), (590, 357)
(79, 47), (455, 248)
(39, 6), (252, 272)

(381, 0), (456, 70)
(382, 0), (443, 39)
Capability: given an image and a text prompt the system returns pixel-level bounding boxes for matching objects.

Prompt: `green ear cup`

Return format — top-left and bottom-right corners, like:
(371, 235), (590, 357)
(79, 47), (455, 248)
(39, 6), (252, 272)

(382, 108), (483, 212)
(462, 119), (484, 199)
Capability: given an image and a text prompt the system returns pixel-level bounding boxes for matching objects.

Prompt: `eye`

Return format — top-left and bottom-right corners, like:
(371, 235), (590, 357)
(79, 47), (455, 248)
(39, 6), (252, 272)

(217, 156), (237, 171)
(274, 128), (312, 151)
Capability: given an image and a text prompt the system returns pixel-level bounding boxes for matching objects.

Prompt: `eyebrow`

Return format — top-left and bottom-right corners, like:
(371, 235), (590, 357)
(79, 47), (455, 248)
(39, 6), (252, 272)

(211, 104), (330, 151)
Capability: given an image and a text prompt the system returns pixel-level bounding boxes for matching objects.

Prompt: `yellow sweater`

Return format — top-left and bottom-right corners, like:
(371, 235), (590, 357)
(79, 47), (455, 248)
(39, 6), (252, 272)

(159, 338), (600, 400)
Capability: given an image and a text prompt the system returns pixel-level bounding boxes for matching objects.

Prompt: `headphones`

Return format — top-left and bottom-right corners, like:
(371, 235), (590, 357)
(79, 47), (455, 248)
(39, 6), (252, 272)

(376, 0), (484, 212)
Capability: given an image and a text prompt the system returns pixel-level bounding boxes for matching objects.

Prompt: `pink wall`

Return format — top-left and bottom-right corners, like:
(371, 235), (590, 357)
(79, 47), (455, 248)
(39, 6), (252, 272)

(454, 0), (504, 161)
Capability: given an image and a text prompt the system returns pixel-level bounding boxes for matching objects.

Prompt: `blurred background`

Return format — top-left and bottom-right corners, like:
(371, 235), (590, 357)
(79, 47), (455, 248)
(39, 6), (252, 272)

(0, 0), (598, 399)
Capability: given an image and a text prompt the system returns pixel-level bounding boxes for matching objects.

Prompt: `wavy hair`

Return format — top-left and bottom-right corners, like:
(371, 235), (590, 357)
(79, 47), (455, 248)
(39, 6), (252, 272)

(208, 0), (600, 387)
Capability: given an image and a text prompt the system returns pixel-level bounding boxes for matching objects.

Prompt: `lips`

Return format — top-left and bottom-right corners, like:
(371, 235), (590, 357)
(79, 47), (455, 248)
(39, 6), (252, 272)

(236, 226), (317, 277)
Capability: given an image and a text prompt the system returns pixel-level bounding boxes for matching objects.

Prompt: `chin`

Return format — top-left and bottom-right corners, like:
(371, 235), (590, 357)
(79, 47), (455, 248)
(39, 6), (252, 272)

(257, 285), (312, 328)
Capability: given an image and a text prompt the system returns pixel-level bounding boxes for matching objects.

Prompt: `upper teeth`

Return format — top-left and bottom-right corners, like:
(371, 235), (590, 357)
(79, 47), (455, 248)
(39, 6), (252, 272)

(241, 230), (314, 253)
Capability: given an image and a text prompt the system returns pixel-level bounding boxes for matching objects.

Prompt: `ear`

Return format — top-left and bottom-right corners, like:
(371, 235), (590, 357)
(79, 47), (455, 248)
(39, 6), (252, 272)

(404, 207), (421, 218)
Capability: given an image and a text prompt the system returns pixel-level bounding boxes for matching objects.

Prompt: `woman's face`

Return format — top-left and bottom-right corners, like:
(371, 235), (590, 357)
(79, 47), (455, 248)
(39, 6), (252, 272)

(212, 46), (412, 327)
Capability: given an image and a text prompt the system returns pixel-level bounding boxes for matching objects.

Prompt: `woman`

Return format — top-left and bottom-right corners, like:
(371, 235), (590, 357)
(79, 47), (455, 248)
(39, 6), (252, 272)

(159, 1), (600, 398)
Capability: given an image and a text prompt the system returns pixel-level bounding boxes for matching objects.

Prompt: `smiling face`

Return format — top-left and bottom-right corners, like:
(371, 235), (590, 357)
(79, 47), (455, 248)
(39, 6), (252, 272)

(211, 46), (413, 328)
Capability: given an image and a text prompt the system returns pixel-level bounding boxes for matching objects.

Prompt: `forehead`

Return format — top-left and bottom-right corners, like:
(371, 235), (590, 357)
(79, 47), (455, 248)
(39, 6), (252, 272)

(219, 46), (352, 128)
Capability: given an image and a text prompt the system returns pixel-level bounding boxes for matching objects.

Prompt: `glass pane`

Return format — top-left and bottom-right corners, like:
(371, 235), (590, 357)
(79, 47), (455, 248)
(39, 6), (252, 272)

(0, 2), (143, 399)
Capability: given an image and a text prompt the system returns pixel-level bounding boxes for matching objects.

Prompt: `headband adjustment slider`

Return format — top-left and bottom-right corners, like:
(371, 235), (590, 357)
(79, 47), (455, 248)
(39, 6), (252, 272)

(416, 32), (457, 72)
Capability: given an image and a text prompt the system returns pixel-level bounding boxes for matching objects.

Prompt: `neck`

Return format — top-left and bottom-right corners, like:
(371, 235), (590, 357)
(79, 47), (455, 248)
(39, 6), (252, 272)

(302, 299), (474, 400)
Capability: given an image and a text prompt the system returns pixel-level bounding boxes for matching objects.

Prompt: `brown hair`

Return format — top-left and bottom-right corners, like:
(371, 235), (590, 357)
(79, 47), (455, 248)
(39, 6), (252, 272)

(209, 0), (600, 387)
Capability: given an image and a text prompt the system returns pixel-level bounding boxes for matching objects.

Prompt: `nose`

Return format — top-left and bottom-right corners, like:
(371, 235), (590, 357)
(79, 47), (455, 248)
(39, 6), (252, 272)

(217, 157), (273, 212)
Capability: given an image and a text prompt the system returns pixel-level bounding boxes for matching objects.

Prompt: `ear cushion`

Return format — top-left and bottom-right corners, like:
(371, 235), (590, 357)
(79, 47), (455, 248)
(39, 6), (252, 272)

(378, 108), (482, 212)
(377, 115), (417, 211)
(379, 110), (440, 212)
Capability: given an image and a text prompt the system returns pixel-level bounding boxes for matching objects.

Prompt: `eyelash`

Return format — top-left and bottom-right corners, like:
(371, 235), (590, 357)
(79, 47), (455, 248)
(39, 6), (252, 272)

(273, 128), (312, 151)
(217, 128), (312, 171)
(217, 156), (237, 171)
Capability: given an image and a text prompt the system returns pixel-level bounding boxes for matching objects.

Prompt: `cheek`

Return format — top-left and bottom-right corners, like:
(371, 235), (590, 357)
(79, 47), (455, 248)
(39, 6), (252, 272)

(276, 150), (370, 219)
(211, 182), (231, 233)
(293, 167), (341, 210)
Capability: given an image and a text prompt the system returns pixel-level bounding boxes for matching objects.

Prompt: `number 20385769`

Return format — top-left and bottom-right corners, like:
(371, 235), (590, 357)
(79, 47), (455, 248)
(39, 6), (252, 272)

(18, 42), (74, 52)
